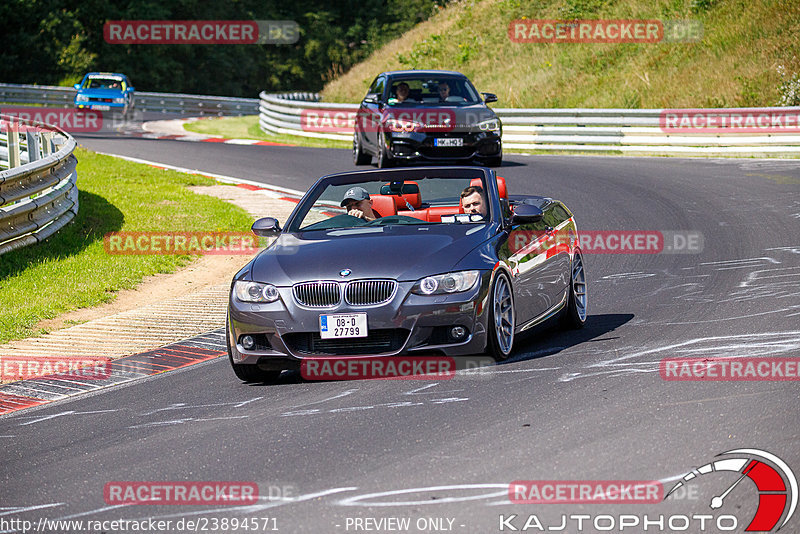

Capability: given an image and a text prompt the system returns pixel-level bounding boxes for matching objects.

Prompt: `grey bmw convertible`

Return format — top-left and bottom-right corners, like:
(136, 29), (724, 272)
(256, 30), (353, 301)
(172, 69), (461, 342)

(227, 167), (586, 382)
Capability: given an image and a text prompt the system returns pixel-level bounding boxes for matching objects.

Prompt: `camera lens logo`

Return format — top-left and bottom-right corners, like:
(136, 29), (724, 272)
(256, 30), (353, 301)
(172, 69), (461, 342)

(666, 448), (797, 531)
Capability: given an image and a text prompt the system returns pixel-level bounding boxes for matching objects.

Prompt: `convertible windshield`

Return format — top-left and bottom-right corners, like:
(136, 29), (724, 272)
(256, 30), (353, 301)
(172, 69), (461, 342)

(291, 174), (491, 232)
(387, 77), (482, 106)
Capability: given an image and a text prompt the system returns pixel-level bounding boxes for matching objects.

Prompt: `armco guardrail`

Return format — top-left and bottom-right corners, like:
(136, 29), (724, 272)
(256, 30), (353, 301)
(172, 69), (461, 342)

(259, 91), (800, 155)
(0, 114), (78, 256)
(0, 83), (258, 116)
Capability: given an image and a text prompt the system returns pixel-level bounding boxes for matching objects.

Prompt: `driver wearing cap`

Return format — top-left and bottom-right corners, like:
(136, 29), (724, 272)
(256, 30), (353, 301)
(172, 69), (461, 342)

(341, 186), (381, 221)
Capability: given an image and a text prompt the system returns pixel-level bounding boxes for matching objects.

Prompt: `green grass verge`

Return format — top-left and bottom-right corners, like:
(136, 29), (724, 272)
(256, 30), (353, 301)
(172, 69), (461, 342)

(183, 115), (351, 149)
(0, 147), (255, 344)
(323, 0), (800, 108)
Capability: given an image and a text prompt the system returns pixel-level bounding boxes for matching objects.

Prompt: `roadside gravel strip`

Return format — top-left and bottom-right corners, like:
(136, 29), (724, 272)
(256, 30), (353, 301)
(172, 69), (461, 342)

(0, 159), (303, 413)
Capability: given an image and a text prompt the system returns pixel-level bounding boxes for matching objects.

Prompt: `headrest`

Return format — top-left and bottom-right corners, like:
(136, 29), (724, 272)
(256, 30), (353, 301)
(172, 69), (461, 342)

(470, 176), (507, 199)
(370, 195), (398, 217)
(380, 181), (422, 209)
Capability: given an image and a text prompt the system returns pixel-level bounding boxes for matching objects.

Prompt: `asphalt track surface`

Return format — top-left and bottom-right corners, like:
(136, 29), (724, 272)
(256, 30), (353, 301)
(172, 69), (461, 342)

(2, 125), (800, 533)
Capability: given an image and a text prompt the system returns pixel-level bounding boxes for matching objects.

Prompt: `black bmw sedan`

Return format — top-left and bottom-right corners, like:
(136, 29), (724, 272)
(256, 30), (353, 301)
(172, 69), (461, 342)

(353, 70), (502, 168)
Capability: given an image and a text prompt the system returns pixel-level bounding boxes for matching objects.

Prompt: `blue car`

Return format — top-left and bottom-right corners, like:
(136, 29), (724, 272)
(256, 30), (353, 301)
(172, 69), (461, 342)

(73, 72), (135, 116)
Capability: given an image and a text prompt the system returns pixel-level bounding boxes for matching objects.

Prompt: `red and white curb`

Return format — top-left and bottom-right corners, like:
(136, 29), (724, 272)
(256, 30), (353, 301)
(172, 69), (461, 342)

(136, 117), (296, 146)
(131, 131), (294, 146)
(0, 330), (226, 417)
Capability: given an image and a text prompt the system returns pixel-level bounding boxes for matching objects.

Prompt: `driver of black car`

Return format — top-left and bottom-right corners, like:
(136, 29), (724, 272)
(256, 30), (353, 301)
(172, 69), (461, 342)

(341, 186), (381, 221)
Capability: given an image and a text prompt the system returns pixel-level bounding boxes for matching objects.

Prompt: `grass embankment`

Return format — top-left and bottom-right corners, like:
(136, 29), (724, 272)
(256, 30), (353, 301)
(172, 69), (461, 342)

(322, 0), (800, 108)
(183, 116), (350, 149)
(0, 148), (254, 344)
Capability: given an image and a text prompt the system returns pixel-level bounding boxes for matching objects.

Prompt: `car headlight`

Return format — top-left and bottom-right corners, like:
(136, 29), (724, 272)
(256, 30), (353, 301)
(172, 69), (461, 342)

(113, 97), (126, 103)
(386, 118), (421, 133)
(76, 94), (89, 102)
(411, 270), (481, 295)
(478, 119), (500, 132)
(234, 281), (280, 303)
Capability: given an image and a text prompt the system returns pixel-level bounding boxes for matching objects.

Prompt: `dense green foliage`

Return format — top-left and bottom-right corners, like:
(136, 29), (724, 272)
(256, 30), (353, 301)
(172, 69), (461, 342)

(324, 0), (800, 108)
(0, 0), (444, 96)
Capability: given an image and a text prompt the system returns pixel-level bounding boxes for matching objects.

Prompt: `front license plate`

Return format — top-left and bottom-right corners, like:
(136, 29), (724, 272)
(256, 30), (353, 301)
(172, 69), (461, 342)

(319, 313), (368, 339)
(92, 105), (110, 110)
(434, 137), (463, 147)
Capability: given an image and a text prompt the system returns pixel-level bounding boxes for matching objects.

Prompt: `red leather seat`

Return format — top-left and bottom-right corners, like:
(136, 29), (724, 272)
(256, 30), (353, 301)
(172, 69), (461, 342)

(397, 210), (428, 221)
(470, 176), (507, 199)
(425, 206), (461, 222)
(382, 181), (422, 210)
(370, 195), (398, 217)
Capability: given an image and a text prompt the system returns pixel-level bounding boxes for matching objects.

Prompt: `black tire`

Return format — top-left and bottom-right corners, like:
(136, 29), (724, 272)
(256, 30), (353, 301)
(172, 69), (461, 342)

(486, 271), (515, 361)
(227, 321), (281, 383)
(561, 248), (587, 329)
(377, 131), (394, 168)
(353, 132), (371, 165)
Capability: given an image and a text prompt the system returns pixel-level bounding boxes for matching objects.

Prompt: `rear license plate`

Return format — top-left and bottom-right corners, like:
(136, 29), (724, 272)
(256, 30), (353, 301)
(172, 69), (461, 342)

(434, 138), (463, 147)
(319, 313), (368, 339)
(92, 105), (110, 110)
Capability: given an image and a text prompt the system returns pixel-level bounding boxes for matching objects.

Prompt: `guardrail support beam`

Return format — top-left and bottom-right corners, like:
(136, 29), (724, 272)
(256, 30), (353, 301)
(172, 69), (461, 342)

(7, 129), (20, 168)
(26, 132), (41, 162)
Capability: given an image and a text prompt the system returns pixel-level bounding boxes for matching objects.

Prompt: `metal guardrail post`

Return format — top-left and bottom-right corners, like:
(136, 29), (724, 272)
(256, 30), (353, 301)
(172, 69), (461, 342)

(26, 131), (41, 162)
(7, 129), (20, 168)
(42, 132), (53, 156)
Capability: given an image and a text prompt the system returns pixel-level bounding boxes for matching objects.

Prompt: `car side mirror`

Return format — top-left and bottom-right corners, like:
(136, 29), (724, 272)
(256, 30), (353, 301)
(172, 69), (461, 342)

(128, 86), (135, 92)
(251, 217), (282, 237)
(363, 93), (380, 104)
(482, 92), (498, 104)
(511, 204), (543, 224)
(73, 83), (81, 90)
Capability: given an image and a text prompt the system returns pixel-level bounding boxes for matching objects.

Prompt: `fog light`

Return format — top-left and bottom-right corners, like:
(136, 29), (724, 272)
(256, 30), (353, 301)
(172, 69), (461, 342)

(241, 335), (255, 350)
(450, 326), (467, 340)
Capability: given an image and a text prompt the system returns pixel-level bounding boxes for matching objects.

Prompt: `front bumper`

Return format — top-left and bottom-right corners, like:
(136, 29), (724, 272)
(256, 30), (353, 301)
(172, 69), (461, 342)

(385, 130), (501, 162)
(75, 100), (128, 111)
(228, 274), (493, 368)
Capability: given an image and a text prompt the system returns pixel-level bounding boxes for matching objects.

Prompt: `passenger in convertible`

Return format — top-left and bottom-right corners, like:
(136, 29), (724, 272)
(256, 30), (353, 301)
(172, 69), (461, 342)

(460, 185), (487, 217)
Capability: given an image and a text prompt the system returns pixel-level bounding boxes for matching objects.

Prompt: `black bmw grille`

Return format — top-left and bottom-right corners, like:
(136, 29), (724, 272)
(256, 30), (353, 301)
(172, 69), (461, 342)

(293, 281), (340, 307)
(420, 145), (475, 158)
(283, 329), (409, 356)
(345, 280), (396, 306)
